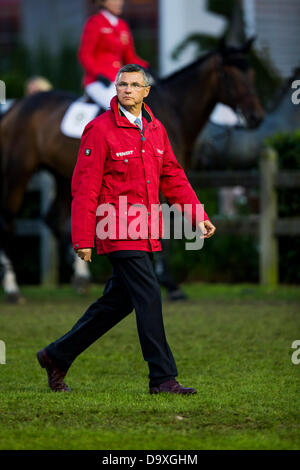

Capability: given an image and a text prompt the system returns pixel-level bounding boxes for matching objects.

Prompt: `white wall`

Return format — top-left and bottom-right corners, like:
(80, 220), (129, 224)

(159, 0), (227, 77)
(243, 0), (300, 78)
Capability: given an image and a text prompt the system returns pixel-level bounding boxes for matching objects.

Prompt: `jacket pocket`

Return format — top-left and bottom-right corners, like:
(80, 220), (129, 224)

(111, 148), (143, 182)
(109, 151), (129, 180)
(150, 143), (164, 172)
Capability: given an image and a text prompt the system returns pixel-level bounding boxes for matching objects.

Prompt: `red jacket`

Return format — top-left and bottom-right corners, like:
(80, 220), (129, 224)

(71, 96), (210, 255)
(78, 11), (149, 86)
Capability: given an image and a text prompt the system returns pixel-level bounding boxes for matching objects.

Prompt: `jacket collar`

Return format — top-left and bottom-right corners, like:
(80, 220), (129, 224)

(110, 96), (156, 128)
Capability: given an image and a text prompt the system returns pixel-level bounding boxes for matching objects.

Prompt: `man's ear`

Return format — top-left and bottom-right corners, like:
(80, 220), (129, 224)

(144, 86), (151, 98)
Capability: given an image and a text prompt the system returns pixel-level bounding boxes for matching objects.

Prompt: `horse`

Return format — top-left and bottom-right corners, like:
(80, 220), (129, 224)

(193, 67), (300, 170)
(0, 39), (264, 303)
(192, 67), (300, 214)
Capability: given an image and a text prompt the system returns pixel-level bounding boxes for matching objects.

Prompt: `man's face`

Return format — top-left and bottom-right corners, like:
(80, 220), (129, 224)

(116, 72), (150, 108)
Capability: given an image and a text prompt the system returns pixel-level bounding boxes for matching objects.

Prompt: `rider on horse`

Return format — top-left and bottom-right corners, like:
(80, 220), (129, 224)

(78, 0), (149, 110)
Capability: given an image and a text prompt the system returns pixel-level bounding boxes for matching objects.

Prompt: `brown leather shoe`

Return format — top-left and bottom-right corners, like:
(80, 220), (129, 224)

(149, 379), (197, 395)
(36, 349), (72, 392)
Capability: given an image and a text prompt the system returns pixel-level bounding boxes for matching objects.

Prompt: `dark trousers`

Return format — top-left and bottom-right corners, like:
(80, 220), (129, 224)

(45, 251), (178, 387)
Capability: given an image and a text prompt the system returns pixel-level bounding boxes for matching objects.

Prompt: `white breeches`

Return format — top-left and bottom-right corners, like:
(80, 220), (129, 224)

(85, 81), (116, 109)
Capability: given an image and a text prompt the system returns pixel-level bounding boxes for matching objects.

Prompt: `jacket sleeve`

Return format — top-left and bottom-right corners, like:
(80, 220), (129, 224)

(71, 122), (107, 250)
(122, 22), (149, 69)
(78, 17), (103, 78)
(159, 124), (210, 228)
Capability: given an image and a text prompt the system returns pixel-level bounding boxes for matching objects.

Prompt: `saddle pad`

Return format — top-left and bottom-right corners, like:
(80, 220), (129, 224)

(60, 100), (100, 138)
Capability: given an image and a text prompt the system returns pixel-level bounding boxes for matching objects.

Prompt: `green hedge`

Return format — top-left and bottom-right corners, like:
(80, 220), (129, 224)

(0, 43), (83, 98)
(160, 187), (259, 285)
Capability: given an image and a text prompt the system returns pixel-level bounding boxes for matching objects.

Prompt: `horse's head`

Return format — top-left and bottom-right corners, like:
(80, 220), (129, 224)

(215, 37), (264, 128)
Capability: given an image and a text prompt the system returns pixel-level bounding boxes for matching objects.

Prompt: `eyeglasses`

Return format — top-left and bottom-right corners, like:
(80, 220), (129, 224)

(116, 82), (149, 90)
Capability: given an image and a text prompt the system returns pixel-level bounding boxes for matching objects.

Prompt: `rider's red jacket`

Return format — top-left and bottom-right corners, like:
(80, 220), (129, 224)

(71, 96), (210, 255)
(78, 11), (149, 86)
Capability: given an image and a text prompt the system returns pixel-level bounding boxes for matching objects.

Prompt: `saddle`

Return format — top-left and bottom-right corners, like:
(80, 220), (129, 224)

(60, 92), (104, 139)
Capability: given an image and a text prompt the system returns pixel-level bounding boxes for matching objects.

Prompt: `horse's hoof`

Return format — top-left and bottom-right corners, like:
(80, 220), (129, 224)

(6, 292), (26, 304)
(71, 275), (90, 295)
(168, 289), (188, 301)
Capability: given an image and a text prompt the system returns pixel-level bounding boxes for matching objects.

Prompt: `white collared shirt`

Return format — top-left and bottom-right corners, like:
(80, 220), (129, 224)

(118, 102), (143, 130)
(101, 9), (119, 27)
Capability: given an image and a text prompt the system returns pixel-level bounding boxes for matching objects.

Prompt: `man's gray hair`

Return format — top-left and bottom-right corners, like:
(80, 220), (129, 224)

(116, 64), (151, 86)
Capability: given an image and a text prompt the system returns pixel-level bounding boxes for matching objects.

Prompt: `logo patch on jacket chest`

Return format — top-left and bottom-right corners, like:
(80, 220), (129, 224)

(85, 148), (92, 156)
(100, 27), (113, 34)
(115, 150), (134, 157)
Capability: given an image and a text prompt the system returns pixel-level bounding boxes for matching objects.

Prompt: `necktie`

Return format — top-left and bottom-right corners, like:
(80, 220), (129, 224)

(134, 117), (142, 131)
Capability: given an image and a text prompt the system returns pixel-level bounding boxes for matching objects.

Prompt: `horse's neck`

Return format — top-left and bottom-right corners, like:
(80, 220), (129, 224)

(147, 86), (185, 162)
(157, 56), (218, 168)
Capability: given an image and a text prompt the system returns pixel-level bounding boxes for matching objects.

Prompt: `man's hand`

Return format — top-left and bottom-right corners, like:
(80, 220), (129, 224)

(198, 220), (216, 239)
(76, 248), (92, 263)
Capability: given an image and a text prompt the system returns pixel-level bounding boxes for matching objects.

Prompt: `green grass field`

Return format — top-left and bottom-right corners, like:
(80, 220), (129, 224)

(0, 283), (299, 450)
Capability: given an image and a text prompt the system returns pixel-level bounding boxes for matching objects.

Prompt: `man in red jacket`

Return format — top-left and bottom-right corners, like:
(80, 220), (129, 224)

(36, 64), (216, 395)
(78, 0), (148, 109)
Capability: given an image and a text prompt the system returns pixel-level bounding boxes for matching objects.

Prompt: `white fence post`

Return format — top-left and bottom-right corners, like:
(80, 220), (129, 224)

(259, 147), (279, 286)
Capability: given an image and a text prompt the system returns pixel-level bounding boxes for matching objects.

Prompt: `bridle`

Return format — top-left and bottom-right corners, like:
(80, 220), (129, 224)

(214, 52), (257, 108)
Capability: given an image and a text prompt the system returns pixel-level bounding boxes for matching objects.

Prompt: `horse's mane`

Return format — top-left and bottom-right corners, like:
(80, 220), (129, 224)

(158, 43), (253, 86)
(268, 66), (300, 111)
(159, 50), (216, 85)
